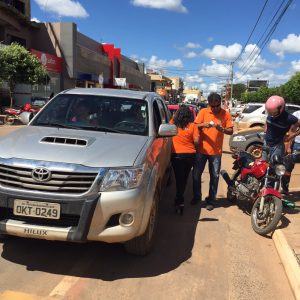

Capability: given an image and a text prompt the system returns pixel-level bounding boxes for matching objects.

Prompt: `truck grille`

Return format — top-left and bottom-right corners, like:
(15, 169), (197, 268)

(0, 164), (98, 194)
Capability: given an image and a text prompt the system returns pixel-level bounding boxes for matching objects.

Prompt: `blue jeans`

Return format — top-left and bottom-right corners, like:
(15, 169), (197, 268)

(261, 141), (285, 161)
(192, 153), (221, 203)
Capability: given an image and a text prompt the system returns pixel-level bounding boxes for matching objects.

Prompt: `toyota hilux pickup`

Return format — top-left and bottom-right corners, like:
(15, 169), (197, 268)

(0, 88), (177, 255)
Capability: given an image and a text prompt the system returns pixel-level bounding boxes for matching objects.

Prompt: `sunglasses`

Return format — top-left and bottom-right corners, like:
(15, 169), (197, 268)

(210, 104), (221, 108)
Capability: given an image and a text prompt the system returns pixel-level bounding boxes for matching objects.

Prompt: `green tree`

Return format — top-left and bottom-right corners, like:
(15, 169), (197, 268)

(280, 72), (300, 104)
(0, 43), (48, 107)
(232, 83), (246, 101)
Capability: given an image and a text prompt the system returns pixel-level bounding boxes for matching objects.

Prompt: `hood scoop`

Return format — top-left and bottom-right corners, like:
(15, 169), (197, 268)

(40, 136), (88, 146)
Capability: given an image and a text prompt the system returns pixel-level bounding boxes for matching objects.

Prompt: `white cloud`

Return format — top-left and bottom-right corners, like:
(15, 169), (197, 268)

(199, 61), (231, 78)
(131, 0), (187, 13)
(148, 55), (183, 69)
(184, 51), (198, 58)
(269, 34), (300, 58)
(207, 83), (220, 93)
(185, 74), (203, 83)
(31, 17), (40, 23)
(237, 44), (272, 74)
(202, 43), (242, 61)
(207, 37), (214, 42)
(185, 42), (201, 49)
(291, 60), (300, 72)
(34, 0), (89, 18)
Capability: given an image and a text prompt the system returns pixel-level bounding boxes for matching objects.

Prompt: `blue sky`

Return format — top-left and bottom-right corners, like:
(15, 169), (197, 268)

(31, 0), (300, 95)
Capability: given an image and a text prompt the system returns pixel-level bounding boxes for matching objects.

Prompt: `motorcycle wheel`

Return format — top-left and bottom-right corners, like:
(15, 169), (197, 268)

(251, 195), (282, 235)
(4, 115), (15, 125)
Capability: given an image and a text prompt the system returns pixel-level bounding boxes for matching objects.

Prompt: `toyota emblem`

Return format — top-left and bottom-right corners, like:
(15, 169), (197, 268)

(32, 167), (51, 182)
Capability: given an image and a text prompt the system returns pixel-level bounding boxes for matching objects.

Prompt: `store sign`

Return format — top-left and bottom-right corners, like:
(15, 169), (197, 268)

(31, 49), (62, 73)
(114, 78), (127, 87)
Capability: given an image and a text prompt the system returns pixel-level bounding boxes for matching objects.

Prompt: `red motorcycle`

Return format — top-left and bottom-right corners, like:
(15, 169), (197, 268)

(221, 149), (294, 235)
(4, 104), (40, 125)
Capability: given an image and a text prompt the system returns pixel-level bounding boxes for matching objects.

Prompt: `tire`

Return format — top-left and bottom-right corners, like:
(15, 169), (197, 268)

(125, 189), (159, 255)
(251, 195), (282, 235)
(4, 115), (15, 125)
(247, 143), (263, 159)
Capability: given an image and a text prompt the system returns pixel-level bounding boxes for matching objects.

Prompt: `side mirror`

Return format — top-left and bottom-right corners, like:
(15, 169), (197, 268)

(158, 123), (177, 137)
(19, 112), (33, 125)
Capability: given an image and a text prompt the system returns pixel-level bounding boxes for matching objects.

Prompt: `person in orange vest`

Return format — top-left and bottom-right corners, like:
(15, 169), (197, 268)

(192, 93), (233, 210)
(171, 105), (199, 215)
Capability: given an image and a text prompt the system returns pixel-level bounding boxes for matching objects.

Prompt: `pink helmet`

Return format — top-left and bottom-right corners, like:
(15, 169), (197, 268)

(265, 95), (285, 114)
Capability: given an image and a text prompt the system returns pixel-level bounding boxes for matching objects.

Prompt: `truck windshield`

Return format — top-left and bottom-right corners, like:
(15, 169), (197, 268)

(32, 94), (149, 136)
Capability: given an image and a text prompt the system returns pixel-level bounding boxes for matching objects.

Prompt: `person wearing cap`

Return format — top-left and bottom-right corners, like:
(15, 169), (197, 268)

(192, 92), (233, 211)
(263, 95), (300, 194)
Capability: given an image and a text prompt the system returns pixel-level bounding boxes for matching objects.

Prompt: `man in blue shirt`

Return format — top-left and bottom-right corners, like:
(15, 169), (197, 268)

(263, 95), (300, 193)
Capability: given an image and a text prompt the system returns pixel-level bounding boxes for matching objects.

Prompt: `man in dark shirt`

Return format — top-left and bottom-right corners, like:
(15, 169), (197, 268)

(263, 95), (300, 193)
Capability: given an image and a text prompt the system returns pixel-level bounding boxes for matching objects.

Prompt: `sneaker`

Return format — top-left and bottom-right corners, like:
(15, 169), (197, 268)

(175, 204), (184, 216)
(206, 203), (214, 211)
(205, 197), (214, 211)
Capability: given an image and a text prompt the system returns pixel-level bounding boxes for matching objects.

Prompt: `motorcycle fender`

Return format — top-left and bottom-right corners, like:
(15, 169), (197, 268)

(259, 188), (282, 199)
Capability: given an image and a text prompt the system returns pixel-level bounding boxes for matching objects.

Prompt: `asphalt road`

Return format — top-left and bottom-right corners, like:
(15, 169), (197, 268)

(0, 126), (295, 300)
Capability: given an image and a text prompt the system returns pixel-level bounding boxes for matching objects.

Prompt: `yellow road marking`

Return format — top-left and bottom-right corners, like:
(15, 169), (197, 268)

(48, 276), (80, 298)
(0, 291), (50, 300)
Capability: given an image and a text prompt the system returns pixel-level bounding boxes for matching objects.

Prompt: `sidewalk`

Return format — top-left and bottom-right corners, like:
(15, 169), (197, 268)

(221, 136), (300, 300)
(273, 175), (300, 300)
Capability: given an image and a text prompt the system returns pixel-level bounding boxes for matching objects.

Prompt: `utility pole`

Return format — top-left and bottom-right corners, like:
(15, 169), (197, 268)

(230, 61), (234, 105)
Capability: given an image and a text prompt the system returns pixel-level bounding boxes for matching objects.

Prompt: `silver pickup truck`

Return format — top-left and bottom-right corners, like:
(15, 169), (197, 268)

(0, 88), (177, 255)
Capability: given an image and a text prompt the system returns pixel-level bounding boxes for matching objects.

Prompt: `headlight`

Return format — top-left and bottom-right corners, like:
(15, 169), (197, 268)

(100, 166), (144, 192)
(275, 164), (286, 176)
(232, 135), (247, 142)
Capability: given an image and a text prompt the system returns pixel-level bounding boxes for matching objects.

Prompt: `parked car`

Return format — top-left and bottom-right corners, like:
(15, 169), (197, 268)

(31, 96), (49, 107)
(230, 104), (245, 118)
(229, 127), (264, 158)
(0, 88), (177, 255)
(167, 104), (198, 120)
(235, 103), (300, 130)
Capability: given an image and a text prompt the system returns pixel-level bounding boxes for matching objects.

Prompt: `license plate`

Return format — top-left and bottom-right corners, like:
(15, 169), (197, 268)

(13, 200), (61, 220)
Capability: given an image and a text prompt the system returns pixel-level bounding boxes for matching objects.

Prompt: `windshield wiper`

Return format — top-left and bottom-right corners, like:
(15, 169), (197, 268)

(92, 126), (125, 134)
(36, 122), (81, 130)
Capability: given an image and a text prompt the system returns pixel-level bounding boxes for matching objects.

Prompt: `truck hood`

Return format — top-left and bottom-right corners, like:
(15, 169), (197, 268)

(0, 126), (149, 167)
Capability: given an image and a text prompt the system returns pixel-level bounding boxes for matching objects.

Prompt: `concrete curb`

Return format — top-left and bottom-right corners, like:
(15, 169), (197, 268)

(273, 229), (300, 300)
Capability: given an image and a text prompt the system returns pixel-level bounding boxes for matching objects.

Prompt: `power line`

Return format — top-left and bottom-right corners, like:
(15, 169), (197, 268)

(237, 0), (293, 80)
(233, 0), (270, 64)
(237, 0), (286, 75)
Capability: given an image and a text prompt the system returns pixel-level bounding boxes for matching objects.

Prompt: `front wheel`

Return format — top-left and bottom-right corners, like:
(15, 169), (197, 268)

(4, 115), (15, 125)
(251, 195), (282, 235)
(247, 143), (263, 159)
(125, 189), (159, 255)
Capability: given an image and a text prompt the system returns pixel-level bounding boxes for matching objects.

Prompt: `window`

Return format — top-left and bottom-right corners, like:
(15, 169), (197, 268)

(286, 105), (300, 115)
(242, 105), (262, 114)
(153, 101), (162, 134)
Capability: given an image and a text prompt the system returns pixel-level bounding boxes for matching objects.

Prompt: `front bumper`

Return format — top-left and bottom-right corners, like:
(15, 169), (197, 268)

(0, 188), (146, 243)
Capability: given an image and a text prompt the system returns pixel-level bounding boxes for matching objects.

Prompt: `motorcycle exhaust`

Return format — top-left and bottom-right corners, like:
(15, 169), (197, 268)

(220, 170), (234, 187)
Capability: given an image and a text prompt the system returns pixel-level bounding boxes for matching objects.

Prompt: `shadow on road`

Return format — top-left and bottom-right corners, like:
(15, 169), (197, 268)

(1, 180), (201, 280)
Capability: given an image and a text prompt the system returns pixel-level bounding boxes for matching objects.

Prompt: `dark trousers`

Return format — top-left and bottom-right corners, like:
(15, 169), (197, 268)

(171, 153), (195, 206)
